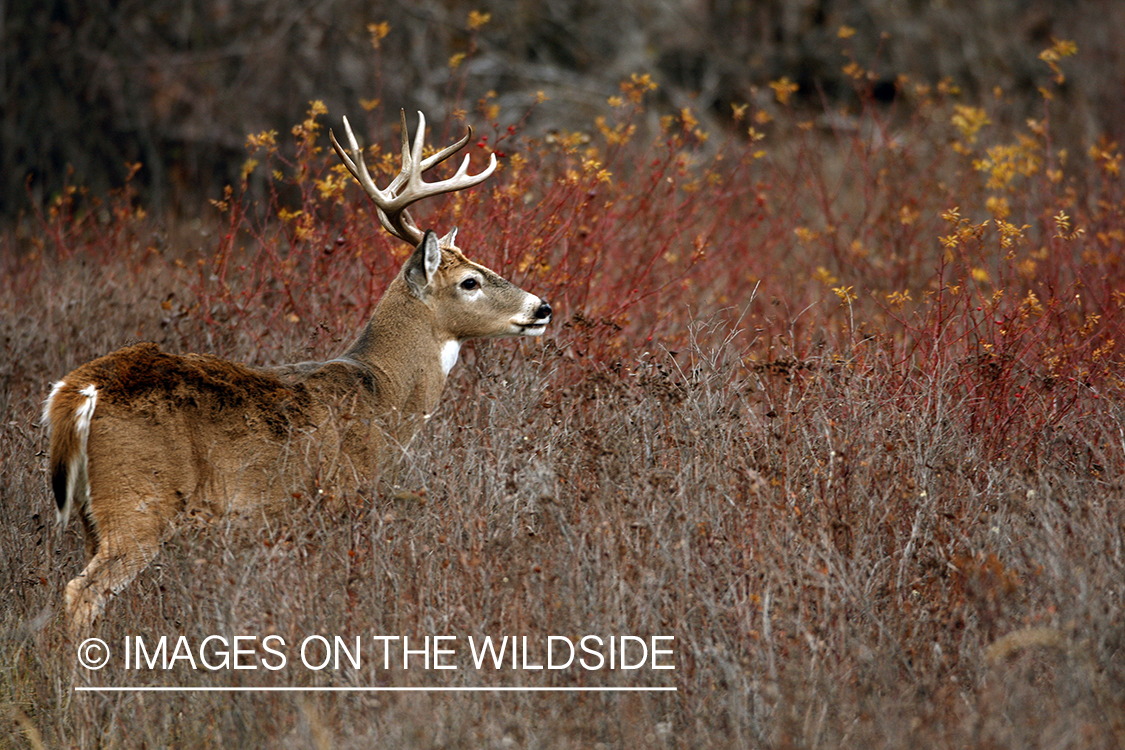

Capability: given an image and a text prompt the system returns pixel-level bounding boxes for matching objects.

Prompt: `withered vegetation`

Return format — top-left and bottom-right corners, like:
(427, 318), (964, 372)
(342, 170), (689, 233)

(4, 40), (1125, 748)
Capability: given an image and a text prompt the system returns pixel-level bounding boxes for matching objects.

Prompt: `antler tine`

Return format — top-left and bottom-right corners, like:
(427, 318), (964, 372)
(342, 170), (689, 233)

(331, 110), (499, 247)
(399, 110), (498, 196)
(385, 108), (414, 196)
(330, 115), (422, 244)
(415, 112), (475, 173)
(329, 116), (377, 205)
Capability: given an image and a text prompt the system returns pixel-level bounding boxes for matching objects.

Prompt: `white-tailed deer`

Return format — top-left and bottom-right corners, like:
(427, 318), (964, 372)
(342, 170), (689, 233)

(44, 111), (551, 634)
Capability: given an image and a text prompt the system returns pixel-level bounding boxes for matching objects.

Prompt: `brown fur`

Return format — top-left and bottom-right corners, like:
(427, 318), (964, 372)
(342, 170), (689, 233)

(46, 230), (550, 633)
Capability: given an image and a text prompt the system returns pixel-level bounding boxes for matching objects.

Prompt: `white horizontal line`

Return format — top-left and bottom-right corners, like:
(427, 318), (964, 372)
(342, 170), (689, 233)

(76, 686), (677, 693)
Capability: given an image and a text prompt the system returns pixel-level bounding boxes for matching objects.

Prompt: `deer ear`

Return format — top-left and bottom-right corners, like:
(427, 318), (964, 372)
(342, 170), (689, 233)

(439, 226), (458, 248)
(405, 230), (442, 297)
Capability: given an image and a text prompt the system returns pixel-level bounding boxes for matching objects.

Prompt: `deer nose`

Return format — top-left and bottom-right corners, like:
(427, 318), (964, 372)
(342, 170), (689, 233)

(535, 301), (552, 320)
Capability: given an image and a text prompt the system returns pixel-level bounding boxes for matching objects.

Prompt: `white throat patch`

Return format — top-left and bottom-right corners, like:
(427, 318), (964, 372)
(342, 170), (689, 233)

(440, 340), (461, 376)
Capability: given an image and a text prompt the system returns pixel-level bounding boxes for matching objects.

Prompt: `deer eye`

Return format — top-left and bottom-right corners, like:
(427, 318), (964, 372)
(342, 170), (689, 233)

(460, 277), (479, 291)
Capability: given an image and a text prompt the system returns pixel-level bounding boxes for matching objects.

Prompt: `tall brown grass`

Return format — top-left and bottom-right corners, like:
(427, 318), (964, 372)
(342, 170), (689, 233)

(3, 39), (1124, 748)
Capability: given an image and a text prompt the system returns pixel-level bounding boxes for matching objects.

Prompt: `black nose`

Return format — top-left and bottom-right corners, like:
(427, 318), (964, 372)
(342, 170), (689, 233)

(535, 301), (552, 320)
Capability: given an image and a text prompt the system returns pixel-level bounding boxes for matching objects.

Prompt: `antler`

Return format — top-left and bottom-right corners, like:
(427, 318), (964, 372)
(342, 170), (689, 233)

(330, 110), (498, 245)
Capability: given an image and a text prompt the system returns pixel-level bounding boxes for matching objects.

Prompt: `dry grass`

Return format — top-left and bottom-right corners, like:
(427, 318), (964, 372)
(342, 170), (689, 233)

(3, 42), (1125, 749)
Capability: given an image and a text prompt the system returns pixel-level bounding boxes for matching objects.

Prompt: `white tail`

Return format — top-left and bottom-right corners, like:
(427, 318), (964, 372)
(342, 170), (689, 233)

(44, 111), (552, 634)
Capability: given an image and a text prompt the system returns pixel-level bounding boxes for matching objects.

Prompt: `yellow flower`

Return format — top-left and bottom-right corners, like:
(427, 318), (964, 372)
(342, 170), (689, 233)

(367, 22), (390, 49)
(886, 290), (912, 307)
(985, 195), (1010, 220)
(1039, 38), (1077, 84)
(1089, 141), (1122, 176)
(467, 10), (491, 30)
(621, 73), (658, 103)
(813, 266), (837, 286)
(246, 130), (278, 151)
(769, 77), (799, 106)
(951, 105), (991, 144)
(680, 107), (698, 131)
(795, 226), (821, 244)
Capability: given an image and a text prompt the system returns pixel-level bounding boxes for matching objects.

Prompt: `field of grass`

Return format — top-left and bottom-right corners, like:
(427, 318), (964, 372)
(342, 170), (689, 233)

(3, 41), (1125, 748)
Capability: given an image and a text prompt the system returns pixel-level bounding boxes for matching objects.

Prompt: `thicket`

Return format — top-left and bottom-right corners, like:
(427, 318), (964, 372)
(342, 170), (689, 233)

(5, 0), (1124, 216)
(2, 26), (1124, 749)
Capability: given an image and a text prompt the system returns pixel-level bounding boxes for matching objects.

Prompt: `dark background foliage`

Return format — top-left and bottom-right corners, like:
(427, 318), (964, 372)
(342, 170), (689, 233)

(3, 0), (1123, 218)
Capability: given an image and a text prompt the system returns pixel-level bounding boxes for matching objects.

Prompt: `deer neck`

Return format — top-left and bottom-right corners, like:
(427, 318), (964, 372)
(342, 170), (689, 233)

(343, 281), (451, 416)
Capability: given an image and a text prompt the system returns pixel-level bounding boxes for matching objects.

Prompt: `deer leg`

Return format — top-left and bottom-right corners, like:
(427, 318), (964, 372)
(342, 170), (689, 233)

(66, 503), (165, 636)
(78, 509), (99, 559)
